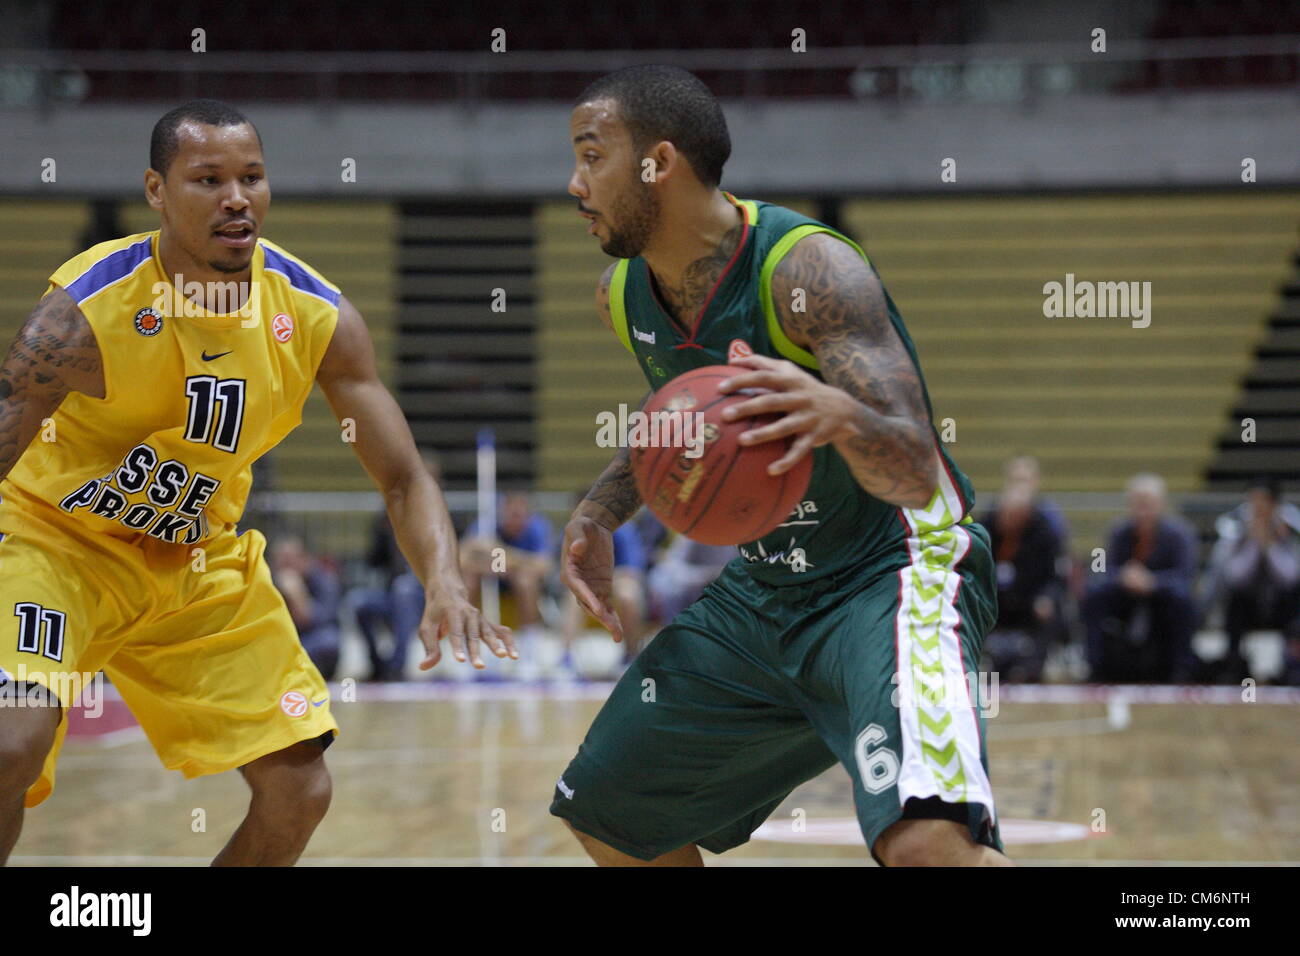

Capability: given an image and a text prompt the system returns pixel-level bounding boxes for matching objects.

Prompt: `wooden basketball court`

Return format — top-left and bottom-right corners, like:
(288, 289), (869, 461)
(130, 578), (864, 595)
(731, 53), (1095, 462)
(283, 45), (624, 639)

(12, 683), (1299, 866)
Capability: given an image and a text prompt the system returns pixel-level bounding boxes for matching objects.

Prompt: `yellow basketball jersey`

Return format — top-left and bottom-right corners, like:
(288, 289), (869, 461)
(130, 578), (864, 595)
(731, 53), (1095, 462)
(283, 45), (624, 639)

(0, 231), (340, 545)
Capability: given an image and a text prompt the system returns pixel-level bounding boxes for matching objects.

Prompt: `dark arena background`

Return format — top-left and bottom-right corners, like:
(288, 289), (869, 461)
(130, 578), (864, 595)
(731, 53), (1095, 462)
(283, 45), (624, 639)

(0, 0), (1297, 889)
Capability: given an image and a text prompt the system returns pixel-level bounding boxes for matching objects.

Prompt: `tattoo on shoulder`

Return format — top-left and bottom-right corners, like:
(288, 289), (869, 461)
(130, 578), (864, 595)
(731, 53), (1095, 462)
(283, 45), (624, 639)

(772, 234), (925, 417)
(1, 289), (103, 402)
(595, 262), (617, 329)
(771, 234), (935, 503)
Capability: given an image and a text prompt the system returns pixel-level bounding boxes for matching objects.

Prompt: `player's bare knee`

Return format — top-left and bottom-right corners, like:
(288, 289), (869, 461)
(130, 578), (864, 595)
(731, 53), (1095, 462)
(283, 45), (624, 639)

(269, 763), (331, 827)
(564, 820), (619, 861)
(875, 818), (970, 867)
(297, 765), (332, 825)
(0, 692), (60, 796)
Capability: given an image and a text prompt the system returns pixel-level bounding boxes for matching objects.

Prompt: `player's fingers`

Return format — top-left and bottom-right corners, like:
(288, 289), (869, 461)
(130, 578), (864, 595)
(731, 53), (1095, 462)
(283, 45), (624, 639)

(463, 611), (486, 669)
(566, 571), (604, 617)
(769, 432), (817, 475)
(741, 412), (812, 446)
(722, 392), (802, 421)
(417, 618), (441, 670)
(602, 606), (625, 644)
(445, 616), (469, 664)
(718, 370), (774, 393)
(494, 623), (518, 659)
(725, 353), (781, 371)
(721, 363), (800, 393)
(568, 533), (589, 558)
(478, 612), (507, 658)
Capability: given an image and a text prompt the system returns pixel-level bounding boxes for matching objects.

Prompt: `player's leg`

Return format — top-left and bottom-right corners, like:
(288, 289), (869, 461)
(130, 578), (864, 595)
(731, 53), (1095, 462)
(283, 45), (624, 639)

(874, 814), (1011, 867)
(610, 567), (646, 656)
(792, 520), (1012, 866)
(108, 528), (339, 866)
(551, 564), (837, 866)
(213, 735), (332, 866)
(562, 820), (703, 866)
(0, 686), (61, 864)
(0, 522), (134, 863)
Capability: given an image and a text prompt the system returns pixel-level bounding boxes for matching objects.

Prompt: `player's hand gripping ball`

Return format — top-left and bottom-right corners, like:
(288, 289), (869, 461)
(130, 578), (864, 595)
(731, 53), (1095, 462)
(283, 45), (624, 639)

(629, 365), (813, 545)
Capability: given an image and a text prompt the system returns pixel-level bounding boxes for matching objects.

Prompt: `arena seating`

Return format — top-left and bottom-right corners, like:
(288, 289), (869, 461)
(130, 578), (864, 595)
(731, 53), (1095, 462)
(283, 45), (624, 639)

(842, 190), (1300, 544)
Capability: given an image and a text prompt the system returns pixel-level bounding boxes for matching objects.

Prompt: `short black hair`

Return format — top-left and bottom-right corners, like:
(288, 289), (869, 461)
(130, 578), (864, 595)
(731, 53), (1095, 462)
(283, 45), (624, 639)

(150, 99), (261, 176)
(577, 66), (731, 188)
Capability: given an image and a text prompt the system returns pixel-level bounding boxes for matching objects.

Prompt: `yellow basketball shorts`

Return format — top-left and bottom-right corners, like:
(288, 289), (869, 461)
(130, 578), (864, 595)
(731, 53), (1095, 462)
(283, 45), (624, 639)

(0, 497), (338, 808)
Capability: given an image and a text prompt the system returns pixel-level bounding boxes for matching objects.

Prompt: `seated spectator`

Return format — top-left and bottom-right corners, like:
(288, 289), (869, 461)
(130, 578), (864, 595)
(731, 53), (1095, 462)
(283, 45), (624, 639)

(1201, 478), (1300, 683)
(461, 492), (554, 660)
(1003, 455), (1069, 547)
(647, 534), (734, 624)
(980, 481), (1064, 682)
(350, 449), (441, 681)
(1083, 473), (1199, 683)
(270, 535), (342, 681)
(561, 495), (649, 676)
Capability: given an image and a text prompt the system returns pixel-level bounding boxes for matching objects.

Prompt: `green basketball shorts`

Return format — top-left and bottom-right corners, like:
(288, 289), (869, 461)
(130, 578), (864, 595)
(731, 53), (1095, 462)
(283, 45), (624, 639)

(550, 519), (1003, 863)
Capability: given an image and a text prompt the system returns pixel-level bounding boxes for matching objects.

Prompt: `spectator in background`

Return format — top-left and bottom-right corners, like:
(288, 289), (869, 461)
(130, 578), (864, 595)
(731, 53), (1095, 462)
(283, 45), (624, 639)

(1083, 473), (1199, 683)
(461, 492), (554, 667)
(270, 535), (342, 681)
(647, 534), (734, 624)
(1003, 455), (1069, 547)
(350, 449), (441, 681)
(981, 479), (1064, 682)
(561, 495), (649, 677)
(1202, 478), (1300, 683)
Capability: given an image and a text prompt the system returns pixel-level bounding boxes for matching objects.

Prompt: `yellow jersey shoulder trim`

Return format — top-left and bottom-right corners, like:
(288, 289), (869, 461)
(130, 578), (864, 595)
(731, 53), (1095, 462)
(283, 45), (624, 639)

(758, 224), (872, 371)
(609, 259), (634, 354)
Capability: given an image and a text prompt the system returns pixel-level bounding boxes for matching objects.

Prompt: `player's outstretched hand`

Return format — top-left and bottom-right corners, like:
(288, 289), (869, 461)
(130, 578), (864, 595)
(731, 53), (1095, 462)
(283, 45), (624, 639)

(561, 515), (625, 643)
(719, 354), (857, 476)
(418, 591), (517, 670)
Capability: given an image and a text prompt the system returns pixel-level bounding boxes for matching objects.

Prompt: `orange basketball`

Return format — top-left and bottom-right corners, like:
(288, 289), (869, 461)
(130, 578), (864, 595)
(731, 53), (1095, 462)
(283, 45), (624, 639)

(629, 365), (813, 546)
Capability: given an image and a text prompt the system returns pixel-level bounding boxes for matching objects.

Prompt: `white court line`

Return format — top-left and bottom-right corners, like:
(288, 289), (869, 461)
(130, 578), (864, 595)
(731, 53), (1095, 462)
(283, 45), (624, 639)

(477, 701), (503, 867)
(75, 681), (1300, 707)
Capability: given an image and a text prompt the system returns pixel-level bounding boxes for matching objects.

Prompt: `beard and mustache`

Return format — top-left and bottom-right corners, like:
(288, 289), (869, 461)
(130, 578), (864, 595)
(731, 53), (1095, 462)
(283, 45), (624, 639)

(590, 167), (661, 259)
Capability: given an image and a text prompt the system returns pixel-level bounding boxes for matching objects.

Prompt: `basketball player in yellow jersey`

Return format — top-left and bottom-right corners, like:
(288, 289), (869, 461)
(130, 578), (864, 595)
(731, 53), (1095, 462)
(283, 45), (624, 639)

(0, 100), (515, 865)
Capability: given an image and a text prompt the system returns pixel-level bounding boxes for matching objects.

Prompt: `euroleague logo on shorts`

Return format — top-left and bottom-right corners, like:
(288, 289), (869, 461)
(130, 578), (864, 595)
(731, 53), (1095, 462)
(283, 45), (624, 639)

(134, 307), (164, 336)
(279, 690), (308, 717)
(272, 312), (295, 343)
(728, 338), (753, 363)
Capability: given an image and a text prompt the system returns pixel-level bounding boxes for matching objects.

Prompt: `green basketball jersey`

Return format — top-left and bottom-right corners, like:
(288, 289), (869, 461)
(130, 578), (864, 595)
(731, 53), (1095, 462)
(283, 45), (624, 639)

(609, 194), (978, 587)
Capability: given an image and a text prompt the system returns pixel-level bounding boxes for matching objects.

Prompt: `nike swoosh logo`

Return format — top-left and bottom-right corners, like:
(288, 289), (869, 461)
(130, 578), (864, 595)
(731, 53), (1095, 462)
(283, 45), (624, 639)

(201, 350), (232, 361)
(312, 698), (328, 707)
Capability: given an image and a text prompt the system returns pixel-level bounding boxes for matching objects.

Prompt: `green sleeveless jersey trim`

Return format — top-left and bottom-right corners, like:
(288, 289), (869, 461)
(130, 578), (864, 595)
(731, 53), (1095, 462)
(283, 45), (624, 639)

(757, 223), (871, 371)
(605, 194), (979, 587)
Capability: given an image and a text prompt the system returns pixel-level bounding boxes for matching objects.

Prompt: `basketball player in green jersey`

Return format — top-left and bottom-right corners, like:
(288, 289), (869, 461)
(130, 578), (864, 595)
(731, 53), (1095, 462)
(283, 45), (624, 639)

(550, 67), (1012, 866)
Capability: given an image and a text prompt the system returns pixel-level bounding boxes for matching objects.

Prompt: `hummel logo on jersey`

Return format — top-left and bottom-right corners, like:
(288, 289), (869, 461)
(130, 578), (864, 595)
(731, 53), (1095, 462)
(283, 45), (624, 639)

(632, 326), (655, 345)
(201, 350), (232, 361)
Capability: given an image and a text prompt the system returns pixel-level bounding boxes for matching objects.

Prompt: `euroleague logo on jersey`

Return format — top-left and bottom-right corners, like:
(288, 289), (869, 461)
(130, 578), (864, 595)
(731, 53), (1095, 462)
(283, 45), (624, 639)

(280, 691), (309, 717)
(728, 338), (753, 363)
(134, 307), (164, 336)
(272, 312), (295, 343)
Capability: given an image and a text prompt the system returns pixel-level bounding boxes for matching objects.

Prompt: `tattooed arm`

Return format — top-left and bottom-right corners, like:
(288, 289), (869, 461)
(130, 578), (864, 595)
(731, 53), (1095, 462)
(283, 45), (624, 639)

(719, 233), (938, 509)
(561, 264), (648, 641)
(575, 261), (646, 529)
(0, 288), (104, 482)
